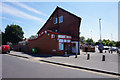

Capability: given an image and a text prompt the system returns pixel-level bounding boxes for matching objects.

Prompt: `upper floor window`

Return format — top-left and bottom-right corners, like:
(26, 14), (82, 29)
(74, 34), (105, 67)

(53, 17), (57, 24)
(59, 16), (63, 23)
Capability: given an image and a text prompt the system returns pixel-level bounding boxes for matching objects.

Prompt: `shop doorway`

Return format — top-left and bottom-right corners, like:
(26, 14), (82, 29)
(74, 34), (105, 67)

(64, 43), (71, 54)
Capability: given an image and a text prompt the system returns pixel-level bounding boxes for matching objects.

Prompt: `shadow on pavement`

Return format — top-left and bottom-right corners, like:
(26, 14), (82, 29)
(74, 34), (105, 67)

(18, 51), (75, 58)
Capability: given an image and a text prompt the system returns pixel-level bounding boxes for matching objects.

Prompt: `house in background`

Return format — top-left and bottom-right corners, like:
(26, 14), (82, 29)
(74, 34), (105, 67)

(29, 6), (82, 55)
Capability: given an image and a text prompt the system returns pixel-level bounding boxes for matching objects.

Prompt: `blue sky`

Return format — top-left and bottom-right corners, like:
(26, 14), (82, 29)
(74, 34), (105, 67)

(1, 2), (118, 41)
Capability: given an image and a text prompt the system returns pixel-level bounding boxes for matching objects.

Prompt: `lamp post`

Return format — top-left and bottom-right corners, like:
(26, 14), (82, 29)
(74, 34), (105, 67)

(99, 18), (102, 42)
(111, 34), (112, 41)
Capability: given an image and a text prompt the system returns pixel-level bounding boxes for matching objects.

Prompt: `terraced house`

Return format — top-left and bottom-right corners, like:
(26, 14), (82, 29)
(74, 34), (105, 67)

(29, 6), (82, 55)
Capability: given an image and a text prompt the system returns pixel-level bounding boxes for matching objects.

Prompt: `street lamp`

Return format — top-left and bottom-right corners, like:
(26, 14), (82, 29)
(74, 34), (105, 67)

(111, 34), (113, 41)
(99, 18), (102, 42)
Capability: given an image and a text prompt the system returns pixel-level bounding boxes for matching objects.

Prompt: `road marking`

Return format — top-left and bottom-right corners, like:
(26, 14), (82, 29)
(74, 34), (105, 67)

(31, 57), (43, 60)
(36, 60), (119, 78)
(7, 54), (119, 78)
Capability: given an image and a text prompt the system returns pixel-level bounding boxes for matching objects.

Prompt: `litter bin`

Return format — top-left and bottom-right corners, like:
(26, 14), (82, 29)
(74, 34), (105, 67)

(32, 48), (38, 53)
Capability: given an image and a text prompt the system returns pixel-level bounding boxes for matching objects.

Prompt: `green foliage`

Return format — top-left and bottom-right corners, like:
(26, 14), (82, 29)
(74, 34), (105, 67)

(109, 42), (113, 47)
(29, 35), (38, 40)
(2, 32), (7, 45)
(80, 36), (85, 43)
(86, 38), (94, 45)
(95, 42), (100, 45)
(2, 24), (24, 44)
(116, 41), (120, 47)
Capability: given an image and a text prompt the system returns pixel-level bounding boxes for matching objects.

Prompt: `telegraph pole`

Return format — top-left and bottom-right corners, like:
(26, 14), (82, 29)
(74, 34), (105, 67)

(99, 18), (102, 42)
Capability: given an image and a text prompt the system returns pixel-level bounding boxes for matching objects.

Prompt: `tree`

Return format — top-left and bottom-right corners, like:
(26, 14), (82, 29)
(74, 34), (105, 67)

(3, 24), (24, 44)
(2, 32), (7, 45)
(80, 36), (85, 44)
(95, 42), (100, 45)
(86, 38), (94, 45)
(116, 41), (120, 47)
(29, 35), (38, 40)
(109, 42), (113, 47)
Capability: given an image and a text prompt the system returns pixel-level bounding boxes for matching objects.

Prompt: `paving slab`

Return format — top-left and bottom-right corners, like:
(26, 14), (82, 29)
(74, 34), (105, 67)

(8, 51), (119, 74)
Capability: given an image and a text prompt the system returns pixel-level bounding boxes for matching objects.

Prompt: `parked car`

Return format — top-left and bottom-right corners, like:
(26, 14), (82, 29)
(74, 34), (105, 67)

(109, 47), (118, 51)
(2, 45), (10, 53)
(104, 46), (110, 50)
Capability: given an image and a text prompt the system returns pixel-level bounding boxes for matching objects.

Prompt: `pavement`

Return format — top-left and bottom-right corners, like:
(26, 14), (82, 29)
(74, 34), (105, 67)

(8, 50), (120, 76)
(3, 54), (119, 78)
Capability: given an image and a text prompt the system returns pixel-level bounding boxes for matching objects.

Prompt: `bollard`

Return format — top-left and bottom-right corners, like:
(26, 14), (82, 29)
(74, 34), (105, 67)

(87, 54), (90, 60)
(111, 51), (113, 54)
(105, 51), (106, 53)
(102, 55), (105, 61)
(75, 53), (77, 58)
(65, 52), (67, 57)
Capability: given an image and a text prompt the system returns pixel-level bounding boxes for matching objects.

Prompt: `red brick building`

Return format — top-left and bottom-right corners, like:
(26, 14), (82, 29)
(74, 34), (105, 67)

(29, 6), (82, 55)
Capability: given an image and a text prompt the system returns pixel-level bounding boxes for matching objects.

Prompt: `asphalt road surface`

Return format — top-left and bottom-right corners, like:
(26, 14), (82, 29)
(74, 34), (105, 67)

(2, 54), (119, 78)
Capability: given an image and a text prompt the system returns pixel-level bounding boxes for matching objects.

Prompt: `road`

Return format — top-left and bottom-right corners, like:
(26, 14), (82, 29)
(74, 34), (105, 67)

(2, 54), (119, 78)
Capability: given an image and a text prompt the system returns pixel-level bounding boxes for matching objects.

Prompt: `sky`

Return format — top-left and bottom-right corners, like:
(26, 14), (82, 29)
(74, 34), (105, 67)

(0, 2), (118, 42)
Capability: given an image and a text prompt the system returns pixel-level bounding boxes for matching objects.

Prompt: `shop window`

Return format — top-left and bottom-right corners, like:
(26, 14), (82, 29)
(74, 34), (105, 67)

(59, 39), (63, 42)
(53, 17), (57, 24)
(67, 36), (71, 38)
(67, 40), (71, 43)
(58, 35), (65, 38)
(59, 16), (63, 23)
(64, 39), (67, 42)
(59, 43), (64, 50)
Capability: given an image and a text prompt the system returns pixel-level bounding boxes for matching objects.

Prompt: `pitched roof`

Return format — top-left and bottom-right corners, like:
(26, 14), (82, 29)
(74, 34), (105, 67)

(37, 6), (81, 34)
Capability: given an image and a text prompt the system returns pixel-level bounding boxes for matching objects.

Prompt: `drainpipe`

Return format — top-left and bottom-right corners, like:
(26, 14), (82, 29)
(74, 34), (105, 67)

(78, 32), (80, 55)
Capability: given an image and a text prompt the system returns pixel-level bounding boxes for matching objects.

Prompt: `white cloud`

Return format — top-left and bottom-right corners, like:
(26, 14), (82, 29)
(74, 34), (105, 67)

(2, 3), (44, 23)
(12, 2), (47, 16)
(4, 0), (47, 16)
(0, 17), (23, 23)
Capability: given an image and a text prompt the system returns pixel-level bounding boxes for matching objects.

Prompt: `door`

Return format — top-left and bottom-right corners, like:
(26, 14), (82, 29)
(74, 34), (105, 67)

(64, 43), (71, 54)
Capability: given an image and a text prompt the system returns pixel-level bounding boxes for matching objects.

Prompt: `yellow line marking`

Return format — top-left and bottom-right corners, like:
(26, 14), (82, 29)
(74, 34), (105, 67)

(8, 54), (119, 78)
(35, 60), (119, 78)
(32, 57), (43, 60)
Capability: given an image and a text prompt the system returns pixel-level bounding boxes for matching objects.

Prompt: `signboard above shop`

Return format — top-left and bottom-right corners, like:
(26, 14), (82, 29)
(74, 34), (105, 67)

(58, 35), (71, 39)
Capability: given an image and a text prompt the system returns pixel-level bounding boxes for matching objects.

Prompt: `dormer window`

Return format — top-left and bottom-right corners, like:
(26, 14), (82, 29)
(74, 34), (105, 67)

(53, 17), (57, 24)
(51, 34), (55, 39)
(59, 16), (63, 23)
(55, 29), (58, 32)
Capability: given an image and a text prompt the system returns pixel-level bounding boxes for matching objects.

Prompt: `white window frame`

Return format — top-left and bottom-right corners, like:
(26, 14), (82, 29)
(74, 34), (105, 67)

(51, 34), (55, 38)
(59, 39), (63, 42)
(53, 17), (57, 24)
(59, 16), (63, 23)
(58, 35), (65, 38)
